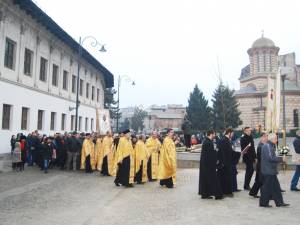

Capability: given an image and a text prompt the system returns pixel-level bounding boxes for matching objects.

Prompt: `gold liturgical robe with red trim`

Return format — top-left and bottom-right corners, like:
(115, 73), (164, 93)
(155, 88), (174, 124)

(97, 136), (114, 175)
(134, 140), (148, 183)
(158, 136), (177, 184)
(145, 137), (161, 179)
(95, 137), (103, 169)
(114, 137), (135, 184)
(80, 139), (96, 170)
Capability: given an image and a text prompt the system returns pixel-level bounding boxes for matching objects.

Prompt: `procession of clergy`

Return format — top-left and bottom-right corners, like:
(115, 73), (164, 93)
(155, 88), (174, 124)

(199, 128), (292, 207)
(80, 129), (176, 188)
(81, 126), (293, 207)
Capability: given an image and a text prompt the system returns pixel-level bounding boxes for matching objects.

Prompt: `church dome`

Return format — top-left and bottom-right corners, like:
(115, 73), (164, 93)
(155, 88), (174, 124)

(252, 37), (275, 48)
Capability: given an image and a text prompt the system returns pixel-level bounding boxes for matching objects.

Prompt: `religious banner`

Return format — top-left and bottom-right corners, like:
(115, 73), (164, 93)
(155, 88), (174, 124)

(266, 74), (275, 132)
(266, 68), (281, 132)
(96, 108), (111, 135)
(274, 68), (281, 131)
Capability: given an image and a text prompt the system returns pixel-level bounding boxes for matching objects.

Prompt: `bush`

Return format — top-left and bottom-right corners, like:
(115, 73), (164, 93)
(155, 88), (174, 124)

(287, 129), (297, 137)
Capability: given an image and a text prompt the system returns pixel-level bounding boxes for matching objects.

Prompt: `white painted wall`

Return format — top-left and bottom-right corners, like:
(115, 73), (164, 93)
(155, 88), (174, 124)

(0, 1), (110, 154)
(0, 2), (105, 111)
(0, 80), (98, 154)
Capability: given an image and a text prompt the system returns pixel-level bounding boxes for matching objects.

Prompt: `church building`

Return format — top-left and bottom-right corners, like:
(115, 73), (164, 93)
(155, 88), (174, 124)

(235, 35), (300, 132)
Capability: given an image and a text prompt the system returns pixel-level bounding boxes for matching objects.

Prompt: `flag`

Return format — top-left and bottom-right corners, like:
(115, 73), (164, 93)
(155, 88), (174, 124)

(274, 68), (281, 132)
(266, 74), (275, 132)
(266, 68), (281, 132)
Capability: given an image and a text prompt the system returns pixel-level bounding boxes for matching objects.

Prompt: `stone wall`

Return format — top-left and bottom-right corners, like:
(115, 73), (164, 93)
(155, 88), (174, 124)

(237, 93), (300, 131)
(240, 77), (268, 90)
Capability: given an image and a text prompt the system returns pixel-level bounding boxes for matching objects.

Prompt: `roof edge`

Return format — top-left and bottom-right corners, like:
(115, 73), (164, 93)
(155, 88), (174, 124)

(13, 0), (114, 88)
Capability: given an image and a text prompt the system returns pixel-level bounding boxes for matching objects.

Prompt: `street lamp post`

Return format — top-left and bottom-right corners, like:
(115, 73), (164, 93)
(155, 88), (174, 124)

(148, 115), (151, 132)
(116, 75), (135, 132)
(74, 36), (106, 132)
(281, 74), (287, 146)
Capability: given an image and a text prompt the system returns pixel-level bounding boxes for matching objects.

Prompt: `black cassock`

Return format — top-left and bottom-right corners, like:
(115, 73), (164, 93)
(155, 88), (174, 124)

(115, 155), (131, 186)
(198, 138), (222, 198)
(249, 142), (263, 196)
(101, 156), (110, 176)
(217, 136), (233, 195)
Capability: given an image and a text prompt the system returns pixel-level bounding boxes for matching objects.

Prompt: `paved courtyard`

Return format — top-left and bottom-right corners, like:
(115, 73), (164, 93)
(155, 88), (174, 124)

(0, 167), (299, 225)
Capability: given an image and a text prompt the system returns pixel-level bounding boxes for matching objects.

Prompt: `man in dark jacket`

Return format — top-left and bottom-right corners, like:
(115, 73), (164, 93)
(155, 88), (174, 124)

(55, 134), (67, 170)
(41, 137), (53, 173)
(259, 133), (289, 207)
(291, 130), (300, 191)
(66, 132), (81, 170)
(217, 128), (235, 196)
(249, 132), (268, 197)
(240, 127), (256, 190)
(181, 118), (192, 149)
(198, 130), (223, 200)
(27, 132), (39, 166)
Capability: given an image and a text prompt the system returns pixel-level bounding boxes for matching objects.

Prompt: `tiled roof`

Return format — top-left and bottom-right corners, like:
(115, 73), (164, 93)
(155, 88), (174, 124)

(149, 112), (183, 119)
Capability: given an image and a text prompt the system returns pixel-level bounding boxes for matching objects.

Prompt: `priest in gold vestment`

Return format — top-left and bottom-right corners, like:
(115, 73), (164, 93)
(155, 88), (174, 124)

(114, 130), (135, 187)
(158, 129), (177, 188)
(134, 135), (148, 184)
(97, 131), (114, 176)
(80, 133), (96, 173)
(95, 135), (103, 170)
(146, 131), (161, 181)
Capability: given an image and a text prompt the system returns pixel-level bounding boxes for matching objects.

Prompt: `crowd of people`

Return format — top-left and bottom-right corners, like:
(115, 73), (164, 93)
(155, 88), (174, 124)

(11, 131), (83, 173)
(9, 126), (300, 207)
(9, 129), (177, 189)
(199, 127), (300, 207)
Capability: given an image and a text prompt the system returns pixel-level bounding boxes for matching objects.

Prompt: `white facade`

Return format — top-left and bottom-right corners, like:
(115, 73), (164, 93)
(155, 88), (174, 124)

(0, 1), (112, 154)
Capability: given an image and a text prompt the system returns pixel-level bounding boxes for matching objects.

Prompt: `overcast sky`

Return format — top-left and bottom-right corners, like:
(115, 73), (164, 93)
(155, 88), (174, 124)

(35, 0), (300, 108)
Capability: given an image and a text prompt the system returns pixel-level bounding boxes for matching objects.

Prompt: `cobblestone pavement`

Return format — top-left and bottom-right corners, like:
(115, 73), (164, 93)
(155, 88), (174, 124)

(0, 167), (299, 225)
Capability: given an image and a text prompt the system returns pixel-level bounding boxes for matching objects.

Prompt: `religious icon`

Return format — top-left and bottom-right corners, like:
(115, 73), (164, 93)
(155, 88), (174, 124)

(98, 109), (111, 135)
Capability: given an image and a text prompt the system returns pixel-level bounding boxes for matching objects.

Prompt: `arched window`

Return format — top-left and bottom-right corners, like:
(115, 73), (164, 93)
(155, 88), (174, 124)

(247, 83), (257, 91)
(263, 51), (266, 72)
(256, 52), (260, 72)
(294, 109), (299, 128)
(269, 52), (272, 72)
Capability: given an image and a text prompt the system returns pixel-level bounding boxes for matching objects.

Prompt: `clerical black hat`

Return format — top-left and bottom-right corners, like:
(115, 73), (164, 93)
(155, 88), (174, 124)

(122, 129), (130, 134)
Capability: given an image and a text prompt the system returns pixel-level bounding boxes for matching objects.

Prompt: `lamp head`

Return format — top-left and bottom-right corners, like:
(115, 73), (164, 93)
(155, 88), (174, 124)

(99, 45), (107, 52)
(281, 74), (287, 81)
(132, 81), (135, 86)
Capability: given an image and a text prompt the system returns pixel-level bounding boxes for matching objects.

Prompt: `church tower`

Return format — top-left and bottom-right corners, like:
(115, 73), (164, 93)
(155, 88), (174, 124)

(235, 35), (300, 132)
(240, 35), (280, 92)
(248, 35), (280, 78)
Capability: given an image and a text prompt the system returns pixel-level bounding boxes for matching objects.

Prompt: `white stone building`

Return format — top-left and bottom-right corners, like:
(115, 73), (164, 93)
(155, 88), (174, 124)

(0, 0), (114, 154)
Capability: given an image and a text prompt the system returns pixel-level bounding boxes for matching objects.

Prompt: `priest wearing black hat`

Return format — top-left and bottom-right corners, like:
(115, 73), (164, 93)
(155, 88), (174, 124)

(114, 129), (135, 187)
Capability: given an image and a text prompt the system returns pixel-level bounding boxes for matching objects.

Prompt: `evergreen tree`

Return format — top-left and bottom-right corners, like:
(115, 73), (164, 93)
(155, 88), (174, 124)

(186, 85), (211, 131)
(104, 88), (120, 120)
(212, 83), (242, 131)
(120, 118), (130, 131)
(131, 107), (148, 132)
